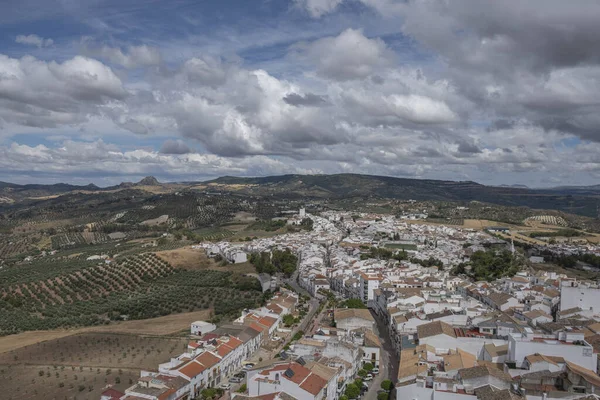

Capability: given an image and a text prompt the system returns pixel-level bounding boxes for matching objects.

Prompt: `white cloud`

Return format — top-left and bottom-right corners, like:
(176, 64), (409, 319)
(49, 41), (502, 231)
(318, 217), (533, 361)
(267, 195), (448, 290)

(292, 28), (392, 80)
(0, 54), (125, 128)
(295, 0), (344, 18)
(83, 43), (162, 68)
(15, 34), (53, 48)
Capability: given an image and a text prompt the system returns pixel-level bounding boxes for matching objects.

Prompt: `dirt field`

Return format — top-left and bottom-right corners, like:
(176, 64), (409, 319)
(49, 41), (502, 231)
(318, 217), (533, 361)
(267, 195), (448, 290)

(0, 332), (190, 400)
(0, 309), (212, 354)
(0, 333), (188, 370)
(155, 246), (213, 269)
(155, 247), (256, 274)
(210, 261), (256, 274)
(1, 363), (137, 400)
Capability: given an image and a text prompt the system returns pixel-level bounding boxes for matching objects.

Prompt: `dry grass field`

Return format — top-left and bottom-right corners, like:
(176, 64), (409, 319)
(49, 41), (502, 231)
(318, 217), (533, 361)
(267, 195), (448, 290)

(155, 247), (213, 269)
(155, 247), (256, 274)
(0, 309), (212, 354)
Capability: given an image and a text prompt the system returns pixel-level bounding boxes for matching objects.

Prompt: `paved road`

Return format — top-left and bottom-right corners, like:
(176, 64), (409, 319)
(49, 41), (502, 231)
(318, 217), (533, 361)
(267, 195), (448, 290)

(366, 309), (399, 399)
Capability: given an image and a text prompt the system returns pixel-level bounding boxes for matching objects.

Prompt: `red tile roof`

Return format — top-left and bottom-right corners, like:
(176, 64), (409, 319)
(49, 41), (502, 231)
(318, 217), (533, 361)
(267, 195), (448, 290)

(249, 322), (267, 333)
(299, 372), (327, 396)
(258, 316), (278, 328)
(101, 388), (124, 400)
(178, 361), (207, 379)
(196, 351), (221, 368)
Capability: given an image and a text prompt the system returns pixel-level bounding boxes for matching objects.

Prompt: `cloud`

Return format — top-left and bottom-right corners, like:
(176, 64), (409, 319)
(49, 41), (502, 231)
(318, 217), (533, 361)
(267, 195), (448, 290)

(160, 139), (193, 154)
(291, 28), (393, 81)
(0, 140), (322, 184)
(0, 54), (126, 128)
(15, 34), (53, 48)
(2, 0), (600, 187)
(295, 0), (344, 18)
(283, 92), (327, 106)
(83, 43), (162, 68)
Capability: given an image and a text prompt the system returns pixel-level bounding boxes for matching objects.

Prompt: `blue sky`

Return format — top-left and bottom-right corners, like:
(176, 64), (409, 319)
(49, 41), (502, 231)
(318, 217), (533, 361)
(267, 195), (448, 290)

(1, 0), (600, 187)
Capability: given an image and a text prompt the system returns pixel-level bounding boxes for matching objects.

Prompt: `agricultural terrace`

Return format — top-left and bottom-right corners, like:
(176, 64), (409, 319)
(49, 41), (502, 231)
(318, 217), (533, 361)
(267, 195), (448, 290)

(0, 333), (188, 400)
(0, 236), (38, 258)
(51, 232), (111, 249)
(0, 253), (264, 335)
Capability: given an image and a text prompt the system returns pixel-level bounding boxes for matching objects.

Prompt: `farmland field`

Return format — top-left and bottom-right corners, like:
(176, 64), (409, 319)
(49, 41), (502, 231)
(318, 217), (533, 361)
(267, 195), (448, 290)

(0, 333), (189, 400)
(0, 309), (212, 354)
(0, 251), (264, 335)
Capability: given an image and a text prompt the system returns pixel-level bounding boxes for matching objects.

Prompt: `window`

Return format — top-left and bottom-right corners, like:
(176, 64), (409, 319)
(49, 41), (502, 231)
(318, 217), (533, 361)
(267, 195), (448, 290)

(275, 373), (280, 381)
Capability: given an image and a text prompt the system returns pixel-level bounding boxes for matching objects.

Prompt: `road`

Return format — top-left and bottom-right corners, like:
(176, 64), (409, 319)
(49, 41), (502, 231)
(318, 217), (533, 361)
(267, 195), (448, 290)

(365, 309), (399, 399)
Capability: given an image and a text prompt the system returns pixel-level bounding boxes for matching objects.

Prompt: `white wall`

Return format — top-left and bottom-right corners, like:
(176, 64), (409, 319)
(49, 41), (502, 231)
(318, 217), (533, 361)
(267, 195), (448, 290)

(509, 334), (597, 372)
(561, 285), (600, 313)
(420, 335), (507, 356)
(337, 317), (375, 332)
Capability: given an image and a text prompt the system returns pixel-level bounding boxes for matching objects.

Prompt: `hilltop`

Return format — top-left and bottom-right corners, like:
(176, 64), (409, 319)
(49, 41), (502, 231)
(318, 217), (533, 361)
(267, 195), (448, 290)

(1, 173), (599, 217)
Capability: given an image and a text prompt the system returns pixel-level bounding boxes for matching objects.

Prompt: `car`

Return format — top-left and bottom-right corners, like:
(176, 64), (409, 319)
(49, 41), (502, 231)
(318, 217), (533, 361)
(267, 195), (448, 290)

(220, 383), (231, 390)
(243, 363), (255, 370)
(372, 367), (380, 374)
(363, 374), (373, 381)
(229, 377), (242, 383)
(235, 372), (246, 378)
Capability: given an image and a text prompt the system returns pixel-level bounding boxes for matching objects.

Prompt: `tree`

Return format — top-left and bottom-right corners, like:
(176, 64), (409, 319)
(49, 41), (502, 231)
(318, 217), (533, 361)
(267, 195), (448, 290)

(363, 362), (374, 372)
(357, 369), (367, 378)
(377, 393), (389, 400)
(201, 388), (217, 399)
(283, 314), (295, 327)
(340, 298), (367, 309)
(237, 384), (247, 393)
(381, 379), (393, 391)
(345, 383), (360, 399)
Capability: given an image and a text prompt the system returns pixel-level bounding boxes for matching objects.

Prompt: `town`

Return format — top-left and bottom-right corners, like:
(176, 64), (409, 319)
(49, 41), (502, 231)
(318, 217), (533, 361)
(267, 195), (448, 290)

(96, 209), (600, 400)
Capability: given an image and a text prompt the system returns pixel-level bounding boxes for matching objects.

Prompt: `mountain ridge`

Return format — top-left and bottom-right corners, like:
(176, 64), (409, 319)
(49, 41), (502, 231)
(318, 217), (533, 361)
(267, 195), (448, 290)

(1, 174), (599, 217)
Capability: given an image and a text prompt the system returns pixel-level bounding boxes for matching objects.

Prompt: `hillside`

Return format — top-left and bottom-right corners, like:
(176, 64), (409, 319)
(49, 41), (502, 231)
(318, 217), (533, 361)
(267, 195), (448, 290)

(1, 174), (599, 217)
(206, 174), (600, 217)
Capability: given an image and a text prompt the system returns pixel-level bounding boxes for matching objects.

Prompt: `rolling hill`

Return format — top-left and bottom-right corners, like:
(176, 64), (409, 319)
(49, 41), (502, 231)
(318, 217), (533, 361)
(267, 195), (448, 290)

(1, 174), (599, 217)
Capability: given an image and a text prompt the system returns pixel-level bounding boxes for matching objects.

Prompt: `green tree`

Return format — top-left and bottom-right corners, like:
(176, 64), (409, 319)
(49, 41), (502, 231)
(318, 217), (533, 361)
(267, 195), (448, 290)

(201, 388), (217, 399)
(237, 384), (247, 393)
(345, 383), (360, 399)
(340, 298), (367, 309)
(381, 379), (393, 391)
(357, 369), (367, 378)
(377, 393), (389, 400)
(363, 362), (374, 372)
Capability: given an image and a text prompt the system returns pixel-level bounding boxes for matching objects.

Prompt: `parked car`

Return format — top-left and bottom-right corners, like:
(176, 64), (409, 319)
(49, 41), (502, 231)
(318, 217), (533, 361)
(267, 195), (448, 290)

(363, 374), (374, 381)
(372, 367), (380, 374)
(243, 363), (255, 370)
(220, 383), (231, 390)
(229, 376), (242, 383)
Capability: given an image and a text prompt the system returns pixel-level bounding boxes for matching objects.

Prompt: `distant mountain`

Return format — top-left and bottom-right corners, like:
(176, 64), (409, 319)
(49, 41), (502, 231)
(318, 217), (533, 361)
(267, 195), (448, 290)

(206, 174), (600, 217)
(137, 176), (160, 186)
(1, 173), (599, 217)
(497, 184), (530, 189)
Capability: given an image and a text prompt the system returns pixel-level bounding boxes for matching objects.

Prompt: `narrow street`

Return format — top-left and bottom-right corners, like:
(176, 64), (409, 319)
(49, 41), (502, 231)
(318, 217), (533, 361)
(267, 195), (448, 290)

(366, 309), (399, 399)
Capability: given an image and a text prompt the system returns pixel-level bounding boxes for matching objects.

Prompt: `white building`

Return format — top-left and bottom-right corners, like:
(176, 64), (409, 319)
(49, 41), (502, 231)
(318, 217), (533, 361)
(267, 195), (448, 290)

(561, 281), (600, 314)
(191, 321), (216, 336)
(507, 329), (597, 373)
(247, 362), (332, 400)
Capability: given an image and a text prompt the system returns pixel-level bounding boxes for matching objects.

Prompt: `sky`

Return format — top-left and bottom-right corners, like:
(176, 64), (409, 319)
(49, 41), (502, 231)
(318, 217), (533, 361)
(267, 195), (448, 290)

(1, 0), (600, 187)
